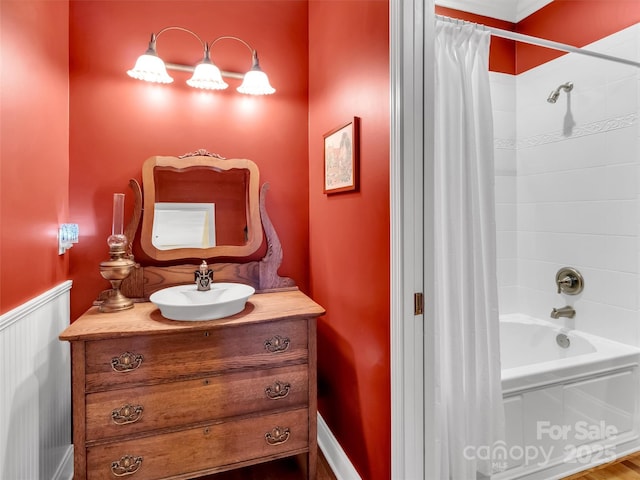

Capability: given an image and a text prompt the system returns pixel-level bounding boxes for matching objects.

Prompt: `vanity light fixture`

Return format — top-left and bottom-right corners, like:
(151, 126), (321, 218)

(127, 26), (275, 95)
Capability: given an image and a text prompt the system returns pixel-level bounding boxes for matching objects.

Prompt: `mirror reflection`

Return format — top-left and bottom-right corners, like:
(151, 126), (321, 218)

(152, 202), (216, 250)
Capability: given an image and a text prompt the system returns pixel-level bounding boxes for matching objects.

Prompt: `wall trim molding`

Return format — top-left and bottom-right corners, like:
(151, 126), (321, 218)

(0, 280), (72, 332)
(390, 0), (433, 477)
(52, 445), (74, 480)
(495, 112), (638, 151)
(518, 113), (637, 149)
(494, 137), (517, 150)
(317, 413), (362, 480)
(0, 280), (72, 479)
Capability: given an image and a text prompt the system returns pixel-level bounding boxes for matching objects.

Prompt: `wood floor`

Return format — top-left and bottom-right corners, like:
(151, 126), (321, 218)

(563, 451), (640, 479)
(197, 448), (640, 480)
(199, 449), (337, 480)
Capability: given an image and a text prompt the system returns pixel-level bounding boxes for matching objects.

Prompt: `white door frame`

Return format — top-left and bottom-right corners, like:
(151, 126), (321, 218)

(390, 0), (435, 478)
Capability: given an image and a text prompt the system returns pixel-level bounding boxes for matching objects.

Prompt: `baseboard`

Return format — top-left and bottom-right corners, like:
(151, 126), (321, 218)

(317, 413), (362, 480)
(52, 445), (74, 480)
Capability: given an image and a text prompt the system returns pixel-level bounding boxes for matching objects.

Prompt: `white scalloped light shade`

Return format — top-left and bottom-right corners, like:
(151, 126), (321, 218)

(127, 54), (173, 84)
(237, 70), (275, 95)
(186, 62), (229, 90)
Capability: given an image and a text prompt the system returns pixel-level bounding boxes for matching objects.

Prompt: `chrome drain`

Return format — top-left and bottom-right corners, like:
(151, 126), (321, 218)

(556, 333), (570, 349)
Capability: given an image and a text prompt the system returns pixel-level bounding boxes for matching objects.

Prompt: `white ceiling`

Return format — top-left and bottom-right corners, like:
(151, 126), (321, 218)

(435, 0), (554, 23)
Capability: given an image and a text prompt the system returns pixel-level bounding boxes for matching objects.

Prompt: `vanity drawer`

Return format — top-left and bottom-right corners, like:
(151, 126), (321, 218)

(86, 364), (309, 441)
(85, 318), (308, 392)
(86, 408), (309, 480)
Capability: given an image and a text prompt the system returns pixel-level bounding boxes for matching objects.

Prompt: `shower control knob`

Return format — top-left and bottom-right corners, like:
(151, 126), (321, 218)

(555, 267), (584, 295)
(557, 276), (574, 292)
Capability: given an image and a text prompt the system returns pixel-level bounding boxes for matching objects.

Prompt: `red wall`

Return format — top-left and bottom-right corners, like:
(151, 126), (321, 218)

(308, 2), (390, 479)
(441, 1), (640, 75)
(516, 0), (640, 73)
(0, 0), (70, 314)
(68, 1), (309, 319)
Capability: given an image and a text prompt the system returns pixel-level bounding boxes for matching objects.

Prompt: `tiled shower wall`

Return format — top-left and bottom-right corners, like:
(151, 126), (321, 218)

(493, 24), (640, 346)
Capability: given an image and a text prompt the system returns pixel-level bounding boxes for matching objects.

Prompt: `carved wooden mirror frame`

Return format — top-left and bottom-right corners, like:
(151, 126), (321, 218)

(140, 153), (263, 261)
(119, 150), (296, 300)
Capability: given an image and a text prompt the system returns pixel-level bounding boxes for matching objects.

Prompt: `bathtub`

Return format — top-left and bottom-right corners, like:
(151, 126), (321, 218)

(494, 314), (640, 480)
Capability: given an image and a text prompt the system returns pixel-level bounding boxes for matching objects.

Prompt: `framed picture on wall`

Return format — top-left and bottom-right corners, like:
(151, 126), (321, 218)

(323, 117), (360, 194)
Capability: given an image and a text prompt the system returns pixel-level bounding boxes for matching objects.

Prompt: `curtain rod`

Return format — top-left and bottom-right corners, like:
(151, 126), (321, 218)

(436, 14), (640, 69)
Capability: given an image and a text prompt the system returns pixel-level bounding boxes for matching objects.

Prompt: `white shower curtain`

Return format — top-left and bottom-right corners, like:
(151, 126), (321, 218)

(433, 20), (505, 479)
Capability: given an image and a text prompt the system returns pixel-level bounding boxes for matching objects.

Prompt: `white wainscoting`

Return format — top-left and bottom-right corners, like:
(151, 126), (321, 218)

(0, 281), (73, 480)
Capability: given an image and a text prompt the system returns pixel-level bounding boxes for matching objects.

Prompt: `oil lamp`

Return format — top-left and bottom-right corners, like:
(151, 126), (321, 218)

(99, 193), (135, 312)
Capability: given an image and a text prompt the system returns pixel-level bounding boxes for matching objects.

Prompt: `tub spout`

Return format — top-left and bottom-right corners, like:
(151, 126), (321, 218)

(550, 305), (575, 319)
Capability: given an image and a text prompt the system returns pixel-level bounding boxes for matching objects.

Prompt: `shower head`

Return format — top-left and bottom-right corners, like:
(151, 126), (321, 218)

(547, 81), (574, 103)
(547, 90), (561, 104)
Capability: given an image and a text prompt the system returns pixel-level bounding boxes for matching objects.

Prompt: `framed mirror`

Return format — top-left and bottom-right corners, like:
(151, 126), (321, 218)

(140, 154), (263, 261)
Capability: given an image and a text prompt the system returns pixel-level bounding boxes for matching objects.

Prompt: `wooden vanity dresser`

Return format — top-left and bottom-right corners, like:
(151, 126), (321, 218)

(60, 152), (325, 479)
(60, 290), (324, 479)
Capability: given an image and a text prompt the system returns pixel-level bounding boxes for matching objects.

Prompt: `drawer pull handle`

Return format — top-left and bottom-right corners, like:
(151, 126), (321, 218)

(265, 426), (290, 446)
(264, 335), (290, 353)
(111, 455), (142, 476)
(111, 404), (144, 425)
(265, 380), (291, 399)
(111, 352), (144, 373)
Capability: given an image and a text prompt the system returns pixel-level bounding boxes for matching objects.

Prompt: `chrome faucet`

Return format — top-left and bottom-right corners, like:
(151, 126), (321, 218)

(550, 305), (575, 319)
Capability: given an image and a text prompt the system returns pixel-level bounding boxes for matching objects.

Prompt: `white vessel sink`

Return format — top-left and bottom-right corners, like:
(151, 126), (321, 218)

(149, 283), (255, 321)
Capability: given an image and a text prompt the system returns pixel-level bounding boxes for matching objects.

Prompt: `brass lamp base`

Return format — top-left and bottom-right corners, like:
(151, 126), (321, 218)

(99, 287), (134, 312)
(99, 246), (135, 313)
